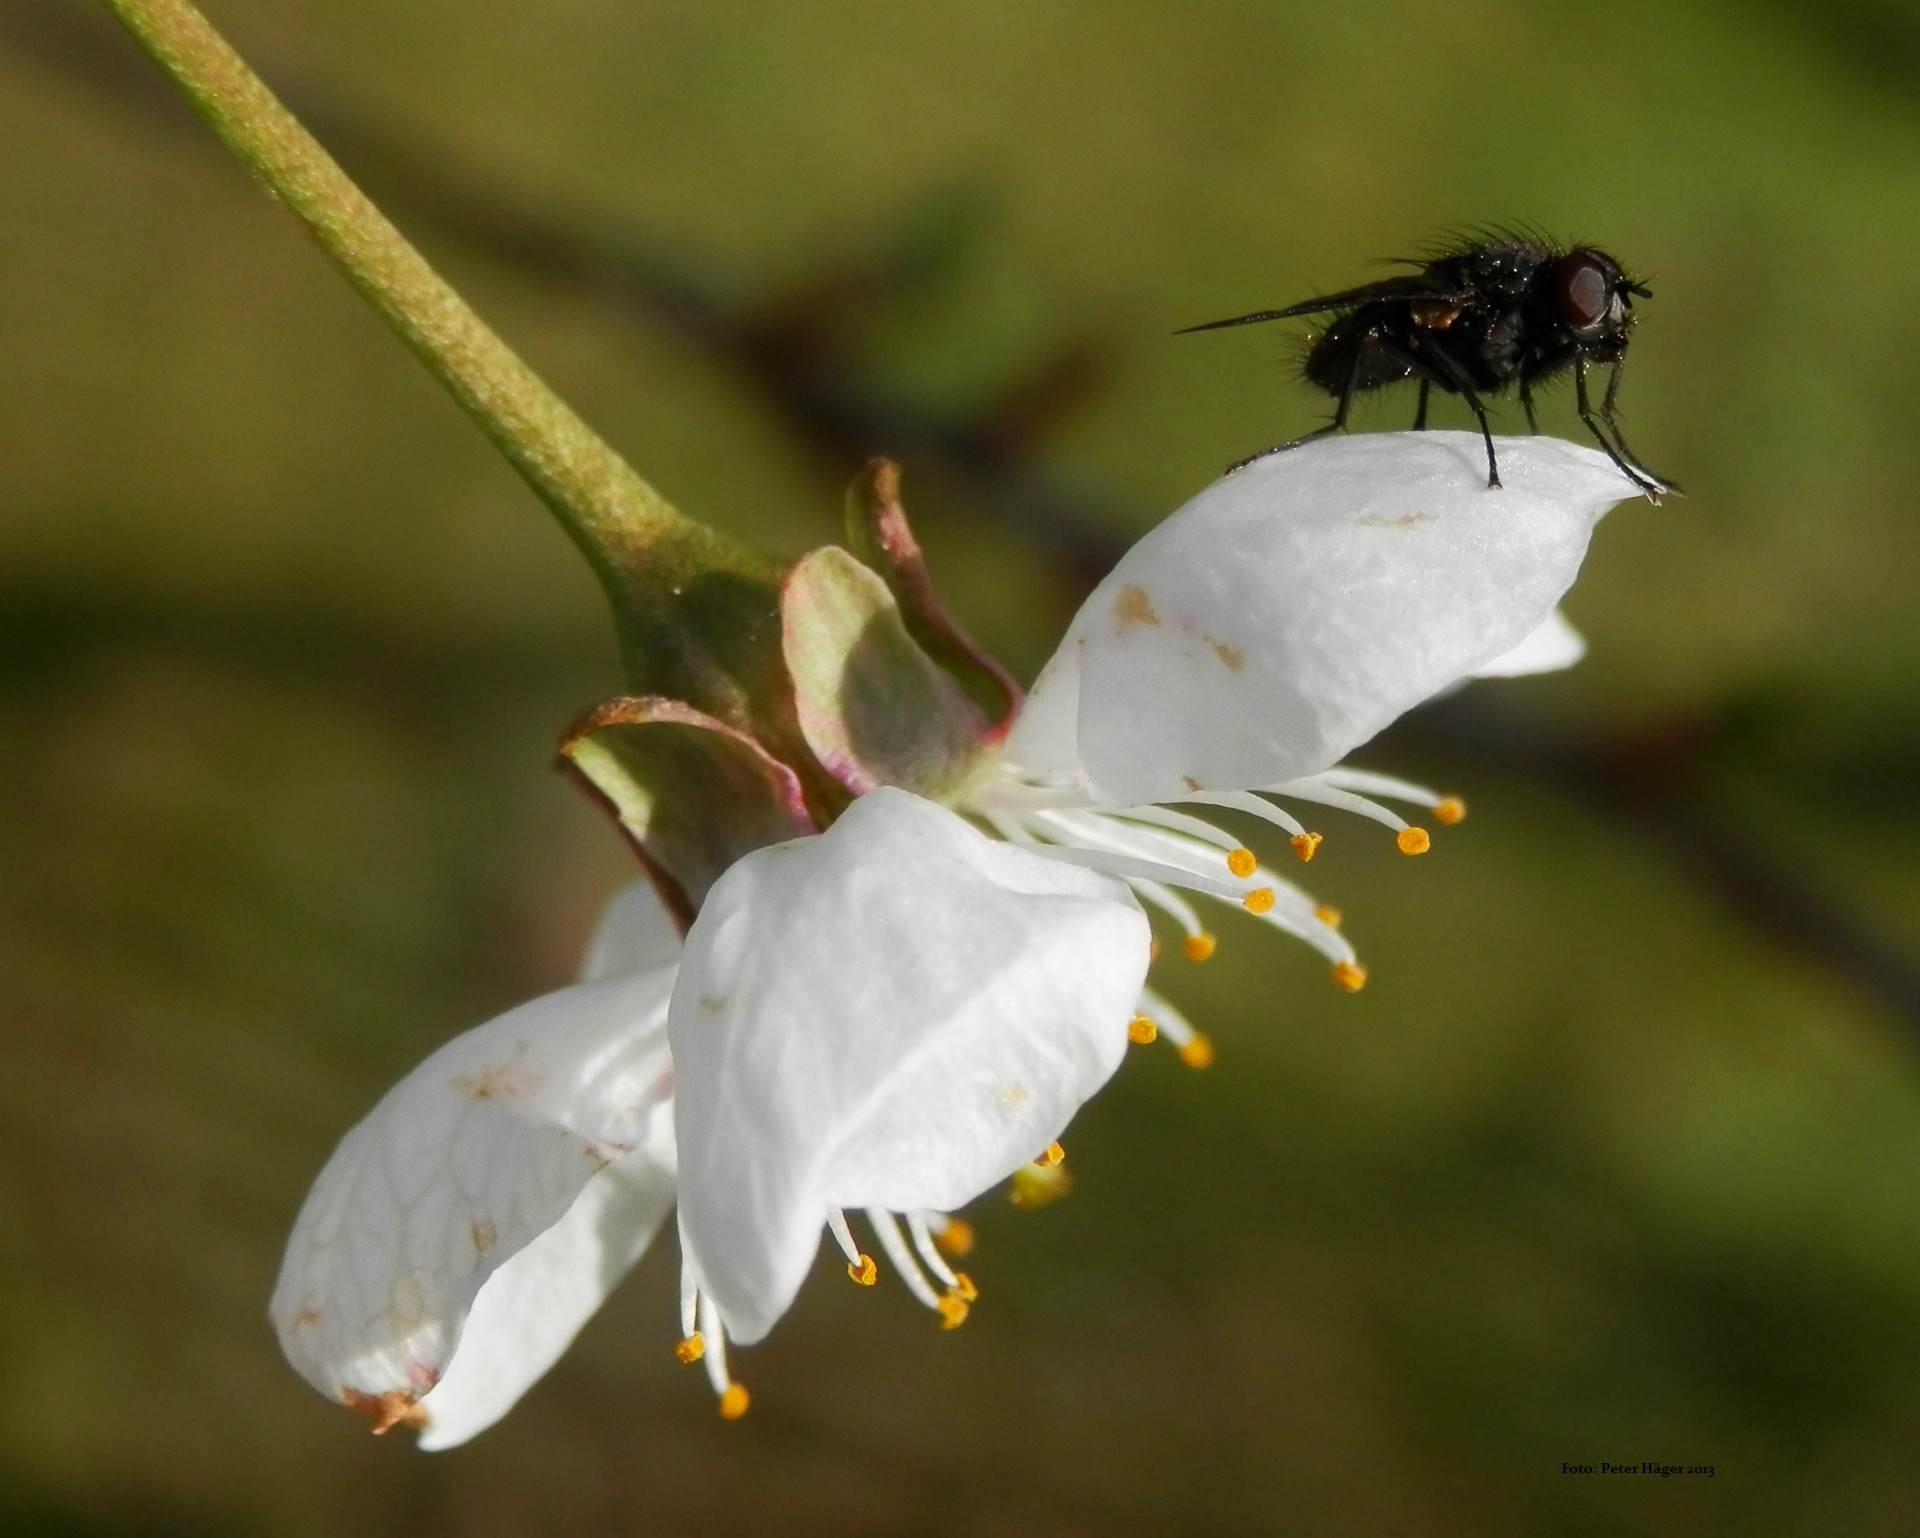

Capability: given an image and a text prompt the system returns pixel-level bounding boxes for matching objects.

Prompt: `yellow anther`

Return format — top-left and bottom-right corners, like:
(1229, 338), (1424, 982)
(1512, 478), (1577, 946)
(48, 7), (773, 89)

(718, 1383), (751, 1420)
(1332, 961), (1368, 993)
(1434, 796), (1467, 825)
(935, 1218), (975, 1258)
(1010, 1163), (1073, 1208)
(1149, 936), (1162, 963)
(1179, 1033), (1215, 1069)
(1396, 826), (1431, 856)
(1314, 905), (1342, 929)
(1291, 831), (1323, 862)
(674, 1333), (705, 1364)
(937, 1291), (971, 1330)
(848, 1252), (877, 1286)
(1036, 1141), (1066, 1168)
(1243, 887), (1276, 915)
(1183, 932), (1217, 962)
(1129, 1015), (1159, 1045)
(1226, 847), (1257, 879)
(951, 1271), (979, 1303)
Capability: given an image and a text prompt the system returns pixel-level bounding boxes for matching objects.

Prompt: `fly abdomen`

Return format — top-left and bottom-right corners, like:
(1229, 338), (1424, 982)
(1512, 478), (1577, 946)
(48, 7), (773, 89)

(1303, 309), (1419, 396)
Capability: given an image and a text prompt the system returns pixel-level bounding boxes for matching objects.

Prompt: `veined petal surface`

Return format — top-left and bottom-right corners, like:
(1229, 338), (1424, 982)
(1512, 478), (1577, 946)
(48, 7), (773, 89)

(1008, 432), (1636, 803)
(415, 1146), (676, 1448)
(671, 787), (1150, 1345)
(270, 957), (676, 1424)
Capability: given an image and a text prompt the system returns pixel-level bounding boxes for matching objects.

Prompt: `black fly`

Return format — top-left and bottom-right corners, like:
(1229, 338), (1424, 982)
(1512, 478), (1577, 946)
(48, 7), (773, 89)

(1179, 233), (1674, 497)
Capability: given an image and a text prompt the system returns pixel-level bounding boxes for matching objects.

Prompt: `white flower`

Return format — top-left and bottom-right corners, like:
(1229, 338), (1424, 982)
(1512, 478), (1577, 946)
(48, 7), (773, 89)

(270, 429), (1639, 1442)
(269, 880), (681, 1448)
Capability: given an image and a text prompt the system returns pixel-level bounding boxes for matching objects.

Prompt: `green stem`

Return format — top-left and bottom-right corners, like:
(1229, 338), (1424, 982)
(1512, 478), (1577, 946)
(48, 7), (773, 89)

(96, 0), (770, 627)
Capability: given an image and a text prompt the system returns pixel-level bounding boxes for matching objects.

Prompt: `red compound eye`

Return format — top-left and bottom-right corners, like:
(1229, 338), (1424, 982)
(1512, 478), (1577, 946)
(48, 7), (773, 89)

(1558, 252), (1612, 333)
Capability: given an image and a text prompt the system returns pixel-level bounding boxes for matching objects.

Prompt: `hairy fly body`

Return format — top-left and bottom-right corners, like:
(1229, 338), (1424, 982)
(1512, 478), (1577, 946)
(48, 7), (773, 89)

(1180, 234), (1674, 497)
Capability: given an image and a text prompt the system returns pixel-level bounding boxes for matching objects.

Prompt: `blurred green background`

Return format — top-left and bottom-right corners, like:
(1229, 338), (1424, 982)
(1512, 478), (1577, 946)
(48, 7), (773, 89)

(5, 0), (1920, 1533)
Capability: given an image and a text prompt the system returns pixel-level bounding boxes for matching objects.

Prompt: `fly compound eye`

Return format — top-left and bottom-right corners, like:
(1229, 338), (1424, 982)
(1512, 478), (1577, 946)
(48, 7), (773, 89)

(1557, 252), (1613, 337)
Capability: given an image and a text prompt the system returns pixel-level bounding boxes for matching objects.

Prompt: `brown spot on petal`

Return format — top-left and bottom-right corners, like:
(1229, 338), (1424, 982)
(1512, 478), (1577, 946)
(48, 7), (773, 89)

(452, 1064), (541, 1101)
(1112, 584), (1160, 632)
(291, 1306), (322, 1329)
(1357, 511), (1437, 528)
(342, 1388), (430, 1435)
(470, 1219), (498, 1253)
(1207, 637), (1245, 671)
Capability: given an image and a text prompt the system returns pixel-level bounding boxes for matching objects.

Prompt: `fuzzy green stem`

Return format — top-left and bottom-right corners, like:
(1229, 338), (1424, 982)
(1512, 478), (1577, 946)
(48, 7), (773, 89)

(96, 0), (772, 645)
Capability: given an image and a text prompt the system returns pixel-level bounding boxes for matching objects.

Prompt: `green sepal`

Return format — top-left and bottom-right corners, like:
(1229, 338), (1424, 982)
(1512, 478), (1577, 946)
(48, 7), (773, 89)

(842, 460), (1021, 733)
(558, 697), (818, 919)
(781, 545), (998, 800)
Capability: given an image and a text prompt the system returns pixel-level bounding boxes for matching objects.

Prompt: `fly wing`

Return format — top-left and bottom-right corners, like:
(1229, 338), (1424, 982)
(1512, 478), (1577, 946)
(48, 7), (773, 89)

(1175, 271), (1467, 333)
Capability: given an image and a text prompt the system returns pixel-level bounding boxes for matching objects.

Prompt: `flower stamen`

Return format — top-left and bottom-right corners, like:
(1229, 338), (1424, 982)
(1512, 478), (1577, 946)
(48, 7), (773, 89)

(1141, 986), (1220, 1066)
(1127, 878), (1210, 945)
(1036, 1141), (1066, 1167)
(1179, 1034), (1216, 1069)
(1175, 789), (1309, 839)
(679, 1253), (700, 1341)
(907, 1212), (965, 1287)
(1129, 1014), (1159, 1044)
(1182, 932), (1216, 961)
(983, 784), (1363, 984)
(867, 1208), (947, 1314)
(906, 1215), (980, 1332)
(698, 1289), (748, 1417)
(827, 1207), (878, 1284)
(1009, 1162), (1074, 1207)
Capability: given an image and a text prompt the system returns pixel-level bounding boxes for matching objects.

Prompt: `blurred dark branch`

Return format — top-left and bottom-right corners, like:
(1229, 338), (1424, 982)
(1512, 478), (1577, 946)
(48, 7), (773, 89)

(13, 0), (1920, 1037)
(1405, 696), (1920, 1026)
(1736, 0), (1920, 106)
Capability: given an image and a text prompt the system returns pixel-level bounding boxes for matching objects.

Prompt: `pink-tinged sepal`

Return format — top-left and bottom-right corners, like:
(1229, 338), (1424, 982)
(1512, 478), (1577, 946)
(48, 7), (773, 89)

(782, 533), (1003, 801)
(559, 697), (819, 918)
(841, 460), (1021, 734)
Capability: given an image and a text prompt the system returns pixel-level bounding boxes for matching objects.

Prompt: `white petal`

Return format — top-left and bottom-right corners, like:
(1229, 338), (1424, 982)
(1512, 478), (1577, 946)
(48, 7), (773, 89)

(999, 642), (1084, 783)
(1008, 432), (1636, 804)
(414, 1145), (676, 1448)
(671, 787), (1149, 1344)
(578, 880), (683, 980)
(269, 964), (676, 1417)
(1471, 607), (1586, 677)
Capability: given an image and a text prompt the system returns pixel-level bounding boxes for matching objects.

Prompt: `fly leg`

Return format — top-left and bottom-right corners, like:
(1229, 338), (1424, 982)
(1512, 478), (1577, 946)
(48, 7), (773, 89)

(1225, 324), (1373, 474)
(1576, 360), (1666, 499)
(1520, 379), (1540, 434)
(1409, 335), (1503, 488)
(1598, 359), (1681, 495)
(1412, 378), (1431, 431)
